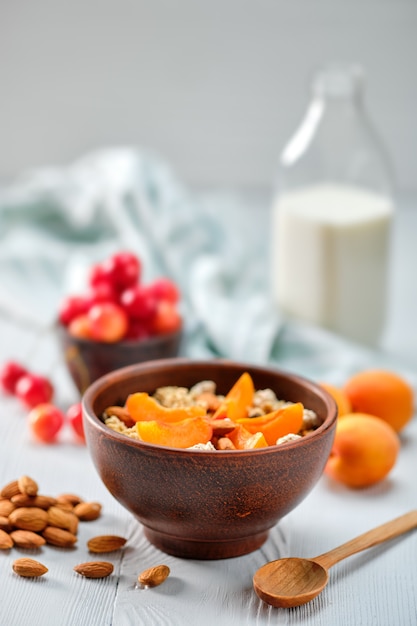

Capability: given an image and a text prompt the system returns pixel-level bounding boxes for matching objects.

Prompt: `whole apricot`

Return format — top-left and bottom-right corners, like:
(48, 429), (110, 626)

(325, 413), (400, 488)
(320, 382), (352, 417)
(344, 369), (414, 432)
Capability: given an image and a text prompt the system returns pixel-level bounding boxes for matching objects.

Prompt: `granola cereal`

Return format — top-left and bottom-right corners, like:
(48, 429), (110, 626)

(103, 376), (322, 451)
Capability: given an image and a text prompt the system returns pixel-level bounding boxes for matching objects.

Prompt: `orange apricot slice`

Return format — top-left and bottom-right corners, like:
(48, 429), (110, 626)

(227, 424), (268, 450)
(212, 372), (255, 421)
(236, 402), (304, 446)
(135, 416), (213, 449)
(126, 392), (206, 423)
(243, 432), (269, 449)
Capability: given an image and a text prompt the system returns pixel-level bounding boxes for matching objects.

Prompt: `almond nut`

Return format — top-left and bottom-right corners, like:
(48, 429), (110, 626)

(1, 480), (20, 499)
(104, 406), (135, 427)
(73, 561), (114, 578)
(13, 557), (48, 577)
(0, 500), (15, 517)
(18, 475), (38, 497)
(47, 506), (79, 534)
(73, 501), (102, 521)
(10, 530), (46, 549)
(216, 436), (236, 450)
(0, 528), (14, 550)
(208, 419), (237, 436)
(87, 535), (127, 553)
(0, 515), (13, 532)
(9, 507), (48, 532)
(42, 526), (78, 548)
(138, 564), (170, 587)
(55, 501), (74, 512)
(56, 493), (83, 506)
(11, 494), (57, 509)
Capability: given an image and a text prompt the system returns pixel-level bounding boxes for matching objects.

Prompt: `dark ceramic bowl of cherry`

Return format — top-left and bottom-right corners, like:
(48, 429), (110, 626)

(57, 252), (183, 394)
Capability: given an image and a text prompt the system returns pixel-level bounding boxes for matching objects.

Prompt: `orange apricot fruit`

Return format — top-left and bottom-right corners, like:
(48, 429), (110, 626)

(135, 416), (212, 449)
(236, 402), (304, 446)
(227, 424), (268, 450)
(343, 369), (414, 432)
(126, 392), (205, 423)
(320, 382), (352, 417)
(325, 413), (400, 488)
(212, 372), (254, 421)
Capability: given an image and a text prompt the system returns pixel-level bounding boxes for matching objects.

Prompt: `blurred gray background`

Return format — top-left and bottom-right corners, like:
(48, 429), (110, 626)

(1, 0), (416, 192)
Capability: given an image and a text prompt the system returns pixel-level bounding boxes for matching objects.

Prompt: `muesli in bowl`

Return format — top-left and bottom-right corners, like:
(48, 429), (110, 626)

(102, 372), (324, 450)
(82, 358), (337, 559)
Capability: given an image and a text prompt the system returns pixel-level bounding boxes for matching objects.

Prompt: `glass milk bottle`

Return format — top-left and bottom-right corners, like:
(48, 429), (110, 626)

(271, 65), (394, 346)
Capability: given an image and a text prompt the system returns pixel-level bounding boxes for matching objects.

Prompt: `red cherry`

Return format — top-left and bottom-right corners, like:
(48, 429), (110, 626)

(68, 314), (94, 339)
(0, 361), (28, 394)
(89, 263), (111, 288)
(15, 374), (54, 408)
(58, 295), (90, 326)
(66, 402), (85, 442)
(120, 285), (157, 320)
(124, 318), (151, 340)
(28, 403), (65, 443)
(108, 252), (141, 291)
(87, 282), (118, 306)
(151, 301), (182, 335)
(16, 374), (54, 407)
(88, 302), (129, 342)
(148, 278), (180, 304)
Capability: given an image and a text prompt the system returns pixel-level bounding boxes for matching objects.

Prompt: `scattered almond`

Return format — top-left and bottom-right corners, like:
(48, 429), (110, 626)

(0, 515), (13, 532)
(0, 478), (102, 557)
(55, 501), (74, 512)
(73, 561), (114, 579)
(0, 499), (15, 517)
(9, 507), (48, 532)
(42, 526), (78, 548)
(18, 476), (38, 497)
(47, 506), (79, 535)
(1, 480), (20, 499)
(56, 493), (83, 507)
(13, 557), (48, 577)
(87, 535), (127, 553)
(0, 528), (14, 550)
(10, 530), (46, 549)
(73, 501), (102, 521)
(11, 494), (57, 510)
(138, 564), (170, 587)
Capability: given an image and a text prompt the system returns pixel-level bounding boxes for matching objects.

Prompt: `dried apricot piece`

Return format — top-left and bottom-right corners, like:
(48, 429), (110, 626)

(212, 372), (255, 421)
(237, 402), (304, 446)
(126, 392), (206, 423)
(243, 432), (269, 449)
(227, 424), (268, 450)
(136, 417), (213, 449)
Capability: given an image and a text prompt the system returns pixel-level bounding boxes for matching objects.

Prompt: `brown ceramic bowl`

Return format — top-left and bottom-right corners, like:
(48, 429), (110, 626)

(57, 323), (182, 394)
(82, 358), (337, 560)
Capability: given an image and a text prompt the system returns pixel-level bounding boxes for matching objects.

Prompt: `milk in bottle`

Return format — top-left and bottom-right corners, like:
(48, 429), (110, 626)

(271, 65), (394, 346)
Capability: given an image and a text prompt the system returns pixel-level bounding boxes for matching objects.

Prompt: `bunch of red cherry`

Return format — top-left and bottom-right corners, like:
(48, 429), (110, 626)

(58, 251), (182, 342)
(0, 361), (83, 444)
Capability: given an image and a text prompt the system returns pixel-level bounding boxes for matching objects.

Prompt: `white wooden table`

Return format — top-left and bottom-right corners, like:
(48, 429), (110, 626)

(1, 192), (416, 625)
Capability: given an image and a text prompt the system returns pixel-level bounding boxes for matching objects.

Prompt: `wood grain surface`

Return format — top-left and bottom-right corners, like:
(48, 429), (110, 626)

(0, 194), (416, 625)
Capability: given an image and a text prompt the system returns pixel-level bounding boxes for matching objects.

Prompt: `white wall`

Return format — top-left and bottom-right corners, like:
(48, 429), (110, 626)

(1, 0), (416, 190)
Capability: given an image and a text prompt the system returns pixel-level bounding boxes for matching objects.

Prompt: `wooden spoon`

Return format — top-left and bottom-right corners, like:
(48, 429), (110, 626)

(253, 510), (417, 608)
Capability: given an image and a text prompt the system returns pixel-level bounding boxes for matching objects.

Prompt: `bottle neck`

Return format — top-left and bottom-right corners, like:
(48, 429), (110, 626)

(312, 65), (365, 105)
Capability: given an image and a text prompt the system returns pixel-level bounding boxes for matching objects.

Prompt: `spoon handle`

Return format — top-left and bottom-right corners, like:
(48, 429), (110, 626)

(314, 510), (417, 571)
